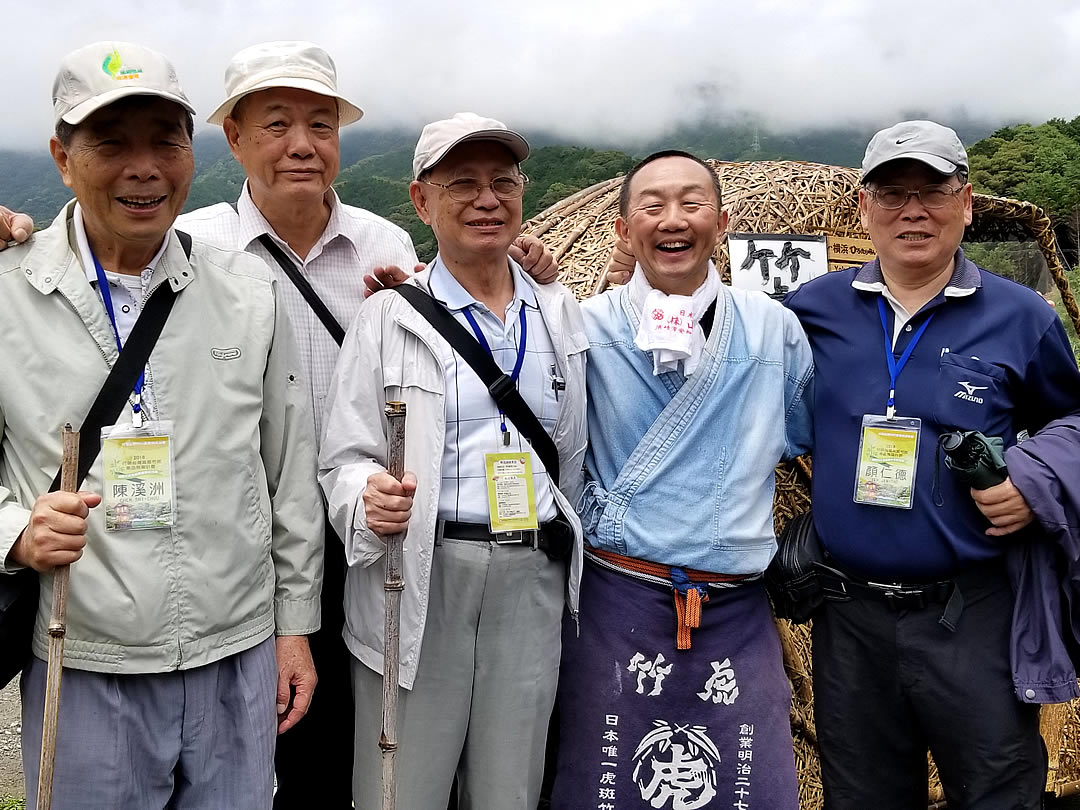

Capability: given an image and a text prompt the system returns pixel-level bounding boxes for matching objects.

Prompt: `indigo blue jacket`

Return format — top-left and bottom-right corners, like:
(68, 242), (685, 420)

(579, 283), (814, 574)
(1006, 415), (1080, 703)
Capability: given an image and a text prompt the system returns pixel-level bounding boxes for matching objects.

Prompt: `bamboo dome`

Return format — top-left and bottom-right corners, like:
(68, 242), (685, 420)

(524, 159), (1080, 809)
(524, 159), (1080, 334)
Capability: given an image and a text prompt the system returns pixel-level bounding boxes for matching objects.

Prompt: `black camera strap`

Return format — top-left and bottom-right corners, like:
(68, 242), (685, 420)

(392, 283), (561, 488)
(47, 230), (188, 492)
(257, 234), (346, 347)
(1, 232), (188, 690)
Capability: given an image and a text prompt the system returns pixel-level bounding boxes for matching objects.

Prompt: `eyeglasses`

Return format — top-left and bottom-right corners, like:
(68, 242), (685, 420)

(422, 174), (529, 202)
(868, 184), (966, 210)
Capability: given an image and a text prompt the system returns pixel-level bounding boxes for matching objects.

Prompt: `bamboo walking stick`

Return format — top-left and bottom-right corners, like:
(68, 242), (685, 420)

(380, 401), (407, 810)
(37, 424), (79, 810)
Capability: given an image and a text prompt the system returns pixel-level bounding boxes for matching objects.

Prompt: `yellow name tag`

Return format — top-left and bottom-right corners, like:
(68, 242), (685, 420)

(102, 423), (176, 531)
(485, 452), (539, 533)
(853, 415), (922, 509)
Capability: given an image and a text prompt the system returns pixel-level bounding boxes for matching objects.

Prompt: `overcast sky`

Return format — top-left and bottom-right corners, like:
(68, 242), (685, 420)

(4, 0), (1080, 151)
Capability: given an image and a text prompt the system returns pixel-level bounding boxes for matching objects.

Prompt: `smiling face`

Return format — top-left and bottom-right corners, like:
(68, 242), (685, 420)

(409, 140), (523, 265)
(50, 96), (194, 254)
(859, 159), (972, 282)
(616, 156), (727, 296)
(223, 87), (340, 209)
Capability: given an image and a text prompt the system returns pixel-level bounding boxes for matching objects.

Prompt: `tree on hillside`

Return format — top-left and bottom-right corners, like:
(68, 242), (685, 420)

(520, 147), (635, 219)
(969, 119), (1080, 263)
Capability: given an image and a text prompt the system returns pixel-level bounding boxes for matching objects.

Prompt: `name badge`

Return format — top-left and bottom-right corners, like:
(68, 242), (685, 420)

(853, 414), (921, 509)
(485, 452), (539, 533)
(101, 421), (176, 531)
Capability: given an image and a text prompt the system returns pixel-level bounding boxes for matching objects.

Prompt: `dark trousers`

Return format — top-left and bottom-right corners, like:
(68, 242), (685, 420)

(812, 560), (1045, 810)
(274, 522), (353, 809)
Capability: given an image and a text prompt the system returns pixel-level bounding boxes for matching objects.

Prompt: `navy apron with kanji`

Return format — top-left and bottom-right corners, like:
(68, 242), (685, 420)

(552, 557), (798, 810)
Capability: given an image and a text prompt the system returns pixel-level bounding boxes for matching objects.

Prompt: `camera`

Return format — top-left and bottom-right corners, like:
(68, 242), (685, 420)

(939, 430), (1008, 490)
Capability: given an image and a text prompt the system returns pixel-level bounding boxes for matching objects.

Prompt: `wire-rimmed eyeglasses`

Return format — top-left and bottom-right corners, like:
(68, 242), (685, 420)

(868, 184), (966, 210)
(422, 174), (529, 203)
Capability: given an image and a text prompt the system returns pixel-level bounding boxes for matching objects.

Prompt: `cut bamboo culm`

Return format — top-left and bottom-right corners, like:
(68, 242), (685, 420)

(380, 402), (407, 810)
(37, 424), (79, 810)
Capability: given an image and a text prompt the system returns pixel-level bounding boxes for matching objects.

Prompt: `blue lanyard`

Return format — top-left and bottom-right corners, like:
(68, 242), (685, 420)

(877, 297), (933, 420)
(462, 304), (528, 442)
(92, 252), (145, 423)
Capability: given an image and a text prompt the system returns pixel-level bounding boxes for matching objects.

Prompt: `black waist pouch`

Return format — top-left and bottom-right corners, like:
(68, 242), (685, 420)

(0, 569), (38, 688)
(765, 512), (847, 624)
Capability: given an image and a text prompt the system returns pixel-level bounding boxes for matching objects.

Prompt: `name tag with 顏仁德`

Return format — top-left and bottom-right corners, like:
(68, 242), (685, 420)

(485, 452), (539, 534)
(853, 414), (921, 509)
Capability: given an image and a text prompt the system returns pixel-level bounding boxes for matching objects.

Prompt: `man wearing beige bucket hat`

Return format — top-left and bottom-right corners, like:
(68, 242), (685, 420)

(0, 41), (324, 808)
(183, 40), (416, 809)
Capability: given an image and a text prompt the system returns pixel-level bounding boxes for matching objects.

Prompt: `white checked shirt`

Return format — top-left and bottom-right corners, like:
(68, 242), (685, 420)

(177, 183), (418, 440)
(427, 256), (561, 525)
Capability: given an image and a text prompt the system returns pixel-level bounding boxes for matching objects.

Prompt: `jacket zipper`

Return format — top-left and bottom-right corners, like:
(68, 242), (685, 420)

(63, 279), (184, 667)
(55, 286), (112, 372)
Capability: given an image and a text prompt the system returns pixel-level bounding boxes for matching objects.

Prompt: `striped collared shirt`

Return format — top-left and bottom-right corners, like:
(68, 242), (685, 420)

(427, 256), (561, 525)
(177, 183), (419, 440)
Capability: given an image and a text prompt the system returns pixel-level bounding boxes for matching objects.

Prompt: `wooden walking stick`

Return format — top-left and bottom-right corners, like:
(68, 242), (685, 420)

(37, 424), (79, 810)
(380, 401), (407, 810)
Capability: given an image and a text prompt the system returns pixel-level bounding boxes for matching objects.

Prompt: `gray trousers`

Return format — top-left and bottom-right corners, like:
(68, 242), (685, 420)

(22, 636), (277, 810)
(352, 536), (565, 810)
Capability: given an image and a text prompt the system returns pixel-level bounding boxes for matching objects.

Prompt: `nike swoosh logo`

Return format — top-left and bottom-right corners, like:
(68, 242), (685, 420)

(896, 137), (914, 144)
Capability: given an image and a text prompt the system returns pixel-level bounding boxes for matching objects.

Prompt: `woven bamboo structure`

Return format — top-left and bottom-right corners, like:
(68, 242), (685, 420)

(523, 160), (1080, 809)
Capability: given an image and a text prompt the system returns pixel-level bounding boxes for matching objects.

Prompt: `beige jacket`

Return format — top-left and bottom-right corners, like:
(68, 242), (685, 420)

(319, 266), (588, 688)
(0, 202), (324, 674)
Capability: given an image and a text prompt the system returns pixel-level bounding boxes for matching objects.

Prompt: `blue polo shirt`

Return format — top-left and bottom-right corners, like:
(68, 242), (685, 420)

(785, 249), (1080, 579)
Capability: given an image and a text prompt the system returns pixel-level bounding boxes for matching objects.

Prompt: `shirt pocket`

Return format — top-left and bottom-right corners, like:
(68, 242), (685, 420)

(931, 353), (1010, 434)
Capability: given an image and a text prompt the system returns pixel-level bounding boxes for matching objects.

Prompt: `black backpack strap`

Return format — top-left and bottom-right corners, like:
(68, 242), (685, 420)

(47, 234), (187, 491)
(393, 284), (561, 488)
(257, 234), (345, 347)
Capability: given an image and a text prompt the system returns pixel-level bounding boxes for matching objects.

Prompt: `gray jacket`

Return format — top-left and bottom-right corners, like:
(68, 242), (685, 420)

(0, 202), (324, 674)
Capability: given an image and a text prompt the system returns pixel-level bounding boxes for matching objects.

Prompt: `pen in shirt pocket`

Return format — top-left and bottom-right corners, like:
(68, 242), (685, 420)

(550, 364), (566, 400)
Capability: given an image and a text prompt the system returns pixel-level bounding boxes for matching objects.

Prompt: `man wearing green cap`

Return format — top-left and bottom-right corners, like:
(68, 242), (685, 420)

(0, 41), (323, 808)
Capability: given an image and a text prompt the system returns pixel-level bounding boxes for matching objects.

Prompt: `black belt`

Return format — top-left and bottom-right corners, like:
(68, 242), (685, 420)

(828, 576), (954, 611)
(440, 518), (573, 561)
(820, 568), (966, 631)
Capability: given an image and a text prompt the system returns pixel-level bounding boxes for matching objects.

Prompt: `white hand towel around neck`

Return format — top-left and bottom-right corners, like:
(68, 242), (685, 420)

(628, 260), (721, 376)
